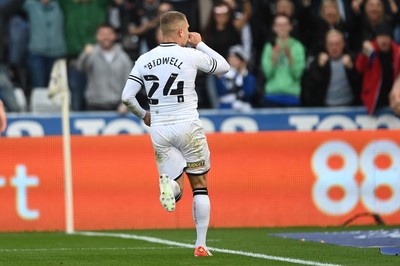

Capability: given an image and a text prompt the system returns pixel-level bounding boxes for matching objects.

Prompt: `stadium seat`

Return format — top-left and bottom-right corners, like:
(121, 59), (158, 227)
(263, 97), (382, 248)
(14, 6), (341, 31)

(30, 87), (64, 113)
(13, 87), (27, 112)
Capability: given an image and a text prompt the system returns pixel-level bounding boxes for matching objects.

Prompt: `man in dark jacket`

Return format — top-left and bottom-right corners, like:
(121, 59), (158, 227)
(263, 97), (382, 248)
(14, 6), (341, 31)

(302, 29), (361, 107)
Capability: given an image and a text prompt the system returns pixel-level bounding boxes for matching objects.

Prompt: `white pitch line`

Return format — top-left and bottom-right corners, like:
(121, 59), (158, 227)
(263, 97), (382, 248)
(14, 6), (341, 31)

(0, 247), (178, 252)
(76, 231), (342, 266)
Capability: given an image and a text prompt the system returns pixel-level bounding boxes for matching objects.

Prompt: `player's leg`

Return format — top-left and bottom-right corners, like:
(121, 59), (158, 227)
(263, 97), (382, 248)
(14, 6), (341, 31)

(178, 120), (212, 256)
(156, 148), (187, 212)
(151, 125), (186, 212)
(187, 172), (212, 257)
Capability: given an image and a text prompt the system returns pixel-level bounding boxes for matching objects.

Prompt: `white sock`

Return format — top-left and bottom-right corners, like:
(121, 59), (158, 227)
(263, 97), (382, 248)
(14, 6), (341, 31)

(192, 190), (210, 248)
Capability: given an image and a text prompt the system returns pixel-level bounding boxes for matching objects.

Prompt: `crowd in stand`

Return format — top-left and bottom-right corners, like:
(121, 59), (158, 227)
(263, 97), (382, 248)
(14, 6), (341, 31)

(1, 0), (400, 115)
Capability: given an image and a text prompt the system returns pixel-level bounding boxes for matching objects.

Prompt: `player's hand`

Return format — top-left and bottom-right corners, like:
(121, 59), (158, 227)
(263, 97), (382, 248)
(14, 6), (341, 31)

(143, 111), (151, 127)
(84, 44), (94, 54)
(271, 44), (280, 64)
(362, 41), (373, 56)
(342, 54), (353, 69)
(188, 32), (202, 48)
(318, 53), (329, 67)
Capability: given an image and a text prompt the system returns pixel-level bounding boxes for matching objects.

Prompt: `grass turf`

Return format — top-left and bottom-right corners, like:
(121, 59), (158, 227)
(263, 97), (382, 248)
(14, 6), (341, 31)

(0, 226), (399, 266)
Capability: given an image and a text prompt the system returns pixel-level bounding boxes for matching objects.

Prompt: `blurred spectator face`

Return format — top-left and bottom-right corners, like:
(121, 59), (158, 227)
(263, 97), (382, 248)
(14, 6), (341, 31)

(228, 54), (242, 69)
(321, 1), (340, 25)
(273, 15), (292, 39)
(158, 3), (173, 16)
(275, 0), (294, 17)
(326, 31), (345, 59)
(40, 0), (50, 4)
(155, 4), (173, 43)
(223, 0), (237, 10)
(96, 26), (117, 51)
(365, 0), (384, 24)
(376, 34), (392, 52)
(228, 53), (242, 69)
(144, 0), (158, 6)
(213, 3), (232, 27)
(228, 45), (248, 70)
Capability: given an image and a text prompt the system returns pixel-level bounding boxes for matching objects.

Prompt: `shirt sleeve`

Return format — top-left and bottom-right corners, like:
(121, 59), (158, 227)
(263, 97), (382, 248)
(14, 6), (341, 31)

(195, 42), (230, 75)
(121, 68), (147, 119)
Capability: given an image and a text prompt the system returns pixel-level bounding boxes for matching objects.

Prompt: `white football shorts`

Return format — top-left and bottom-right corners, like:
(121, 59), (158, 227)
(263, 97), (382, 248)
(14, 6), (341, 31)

(149, 119), (211, 179)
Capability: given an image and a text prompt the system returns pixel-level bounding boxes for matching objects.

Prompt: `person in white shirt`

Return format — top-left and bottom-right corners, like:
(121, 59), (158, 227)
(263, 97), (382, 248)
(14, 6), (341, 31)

(121, 11), (229, 257)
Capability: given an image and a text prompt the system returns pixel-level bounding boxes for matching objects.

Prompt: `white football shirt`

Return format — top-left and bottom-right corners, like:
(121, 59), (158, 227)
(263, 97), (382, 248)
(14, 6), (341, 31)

(127, 42), (226, 126)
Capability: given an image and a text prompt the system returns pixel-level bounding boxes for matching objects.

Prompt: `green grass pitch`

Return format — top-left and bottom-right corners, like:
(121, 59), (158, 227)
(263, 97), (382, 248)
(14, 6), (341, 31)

(0, 226), (398, 266)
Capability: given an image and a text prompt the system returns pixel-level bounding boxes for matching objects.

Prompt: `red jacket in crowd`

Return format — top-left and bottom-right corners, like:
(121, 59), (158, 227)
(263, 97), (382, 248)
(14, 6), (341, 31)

(356, 41), (400, 114)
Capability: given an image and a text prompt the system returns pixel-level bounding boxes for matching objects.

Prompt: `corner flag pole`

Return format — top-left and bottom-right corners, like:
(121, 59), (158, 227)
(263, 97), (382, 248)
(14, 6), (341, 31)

(49, 59), (74, 234)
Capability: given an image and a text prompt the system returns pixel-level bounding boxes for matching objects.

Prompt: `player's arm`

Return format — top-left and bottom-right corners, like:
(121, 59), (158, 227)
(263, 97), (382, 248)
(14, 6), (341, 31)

(188, 32), (230, 75)
(121, 75), (150, 126)
(75, 44), (95, 71)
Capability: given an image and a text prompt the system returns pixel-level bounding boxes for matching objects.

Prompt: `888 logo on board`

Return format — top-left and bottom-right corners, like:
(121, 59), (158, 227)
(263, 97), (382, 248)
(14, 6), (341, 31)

(312, 140), (400, 216)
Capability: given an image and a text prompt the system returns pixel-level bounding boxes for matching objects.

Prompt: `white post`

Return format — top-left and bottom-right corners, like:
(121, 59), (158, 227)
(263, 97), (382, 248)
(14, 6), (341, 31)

(62, 84), (74, 234)
(49, 59), (74, 234)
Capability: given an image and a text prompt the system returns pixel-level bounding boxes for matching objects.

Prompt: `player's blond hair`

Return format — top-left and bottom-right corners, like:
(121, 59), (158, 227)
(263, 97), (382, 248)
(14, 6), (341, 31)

(160, 11), (187, 36)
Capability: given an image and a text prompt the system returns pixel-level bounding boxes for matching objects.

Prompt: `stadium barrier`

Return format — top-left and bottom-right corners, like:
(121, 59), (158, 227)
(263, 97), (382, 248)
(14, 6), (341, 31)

(1, 123), (399, 231)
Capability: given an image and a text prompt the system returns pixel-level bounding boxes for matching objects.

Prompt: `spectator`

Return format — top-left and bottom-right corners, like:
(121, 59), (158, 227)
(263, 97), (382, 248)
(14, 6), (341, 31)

(253, 0), (302, 68)
(76, 24), (132, 112)
(261, 14), (306, 107)
(223, 0), (253, 63)
(201, 1), (252, 108)
(390, 75), (400, 115)
(392, 0), (400, 44)
(153, 3), (176, 42)
(23, 0), (67, 90)
(0, 66), (20, 112)
(128, 0), (163, 53)
(355, 22), (400, 114)
(164, 0), (200, 32)
(59, 0), (109, 111)
(108, 0), (141, 60)
(0, 0), (28, 97)
(203, 0), (251, 59)
(299, 0), (358, 57)
(0, 0), (23, 111)
(302, 29), (361, 107)
(306, 0), (351, 21)
(215, 45), (256, 111)
(351, 0), (399, 52)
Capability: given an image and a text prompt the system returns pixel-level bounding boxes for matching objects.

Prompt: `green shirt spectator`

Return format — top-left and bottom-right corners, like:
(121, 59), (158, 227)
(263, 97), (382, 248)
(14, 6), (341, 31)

(261, 14), (306, 107)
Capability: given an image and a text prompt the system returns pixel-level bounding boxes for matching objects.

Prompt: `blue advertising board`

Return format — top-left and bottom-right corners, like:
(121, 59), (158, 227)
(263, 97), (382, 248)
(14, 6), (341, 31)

(3, 107), (400, 137)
